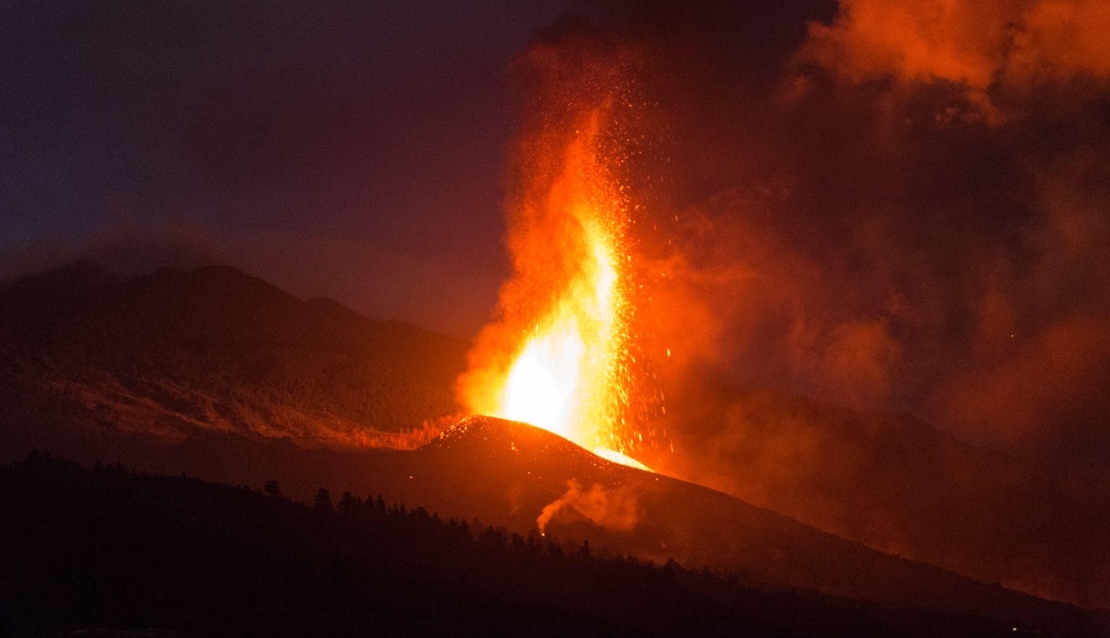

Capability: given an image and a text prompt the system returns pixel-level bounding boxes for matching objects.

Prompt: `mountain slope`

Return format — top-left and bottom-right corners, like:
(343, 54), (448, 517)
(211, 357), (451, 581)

(0, 262), (467, 449)
(647, 381), (1110, 608)
(333, 416), (1094, 631)
(12, 453), (1089, 638)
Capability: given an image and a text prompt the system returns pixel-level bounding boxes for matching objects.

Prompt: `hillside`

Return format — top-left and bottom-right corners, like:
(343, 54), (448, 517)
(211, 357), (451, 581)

(2, 452), (1103, 637)
(647, 381), (1110, 608)
(309, 417), (1099, 627)
(0, 262), (468, 450)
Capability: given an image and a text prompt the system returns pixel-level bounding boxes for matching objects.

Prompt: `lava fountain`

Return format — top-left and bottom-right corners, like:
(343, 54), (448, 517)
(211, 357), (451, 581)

(459, 105), (649, 470)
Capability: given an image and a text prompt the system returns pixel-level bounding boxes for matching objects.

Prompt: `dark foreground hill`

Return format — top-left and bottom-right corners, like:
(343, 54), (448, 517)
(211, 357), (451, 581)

(2, 453), (1103, 638)
(311, 417), (1103, 629)
(0, 261), (468, 449)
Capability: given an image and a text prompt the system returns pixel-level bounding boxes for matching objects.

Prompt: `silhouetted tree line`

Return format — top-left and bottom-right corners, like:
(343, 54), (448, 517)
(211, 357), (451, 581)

(301, 482), (609, 571)
(0, 452), (1097, 638)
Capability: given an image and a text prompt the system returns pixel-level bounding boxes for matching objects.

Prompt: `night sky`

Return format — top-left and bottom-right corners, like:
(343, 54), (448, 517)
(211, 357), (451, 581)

(4, 0), (1110, 468)
(1, 1), (576, 334)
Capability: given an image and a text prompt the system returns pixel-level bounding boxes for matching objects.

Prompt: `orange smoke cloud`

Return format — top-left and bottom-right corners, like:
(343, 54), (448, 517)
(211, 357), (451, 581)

(464, 10), (1110, 472)
(939, 153), (1110, 452)
(536, 480), (640, 535)
(801, 0), (1110, 113)
(803, 318), (902, 407)
(638, 197), (907, 412)
(945, 315), (1110, 446)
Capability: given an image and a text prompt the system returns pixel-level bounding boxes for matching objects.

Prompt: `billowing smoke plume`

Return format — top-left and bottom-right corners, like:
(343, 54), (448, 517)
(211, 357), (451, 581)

(548, 0), (1110, 469)
(801, 0), (1110, 118)
(536, 480), (640, 534)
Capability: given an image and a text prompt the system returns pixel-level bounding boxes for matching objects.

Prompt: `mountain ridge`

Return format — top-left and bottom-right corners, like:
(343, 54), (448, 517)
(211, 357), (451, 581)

(0, 261), (468, 449)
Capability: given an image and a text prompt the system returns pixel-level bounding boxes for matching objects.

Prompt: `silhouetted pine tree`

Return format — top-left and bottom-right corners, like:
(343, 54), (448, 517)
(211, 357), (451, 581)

(337, 491), (359, 516)
(263, 479), (281, 497)
(314, 487), (333, 514)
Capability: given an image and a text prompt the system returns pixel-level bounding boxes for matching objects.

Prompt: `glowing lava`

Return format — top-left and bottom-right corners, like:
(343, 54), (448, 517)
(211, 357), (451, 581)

(460, 109), (649, 471)
(497, 220), (619, 437)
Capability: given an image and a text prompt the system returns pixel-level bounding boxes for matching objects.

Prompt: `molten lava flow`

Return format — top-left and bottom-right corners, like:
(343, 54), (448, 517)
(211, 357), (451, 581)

(460, 109), (649, 471)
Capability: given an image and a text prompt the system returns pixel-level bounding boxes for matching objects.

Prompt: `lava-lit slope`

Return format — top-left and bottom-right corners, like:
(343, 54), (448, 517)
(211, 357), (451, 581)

(354, 416), (1086, 628)
(0, 262), (466, 455)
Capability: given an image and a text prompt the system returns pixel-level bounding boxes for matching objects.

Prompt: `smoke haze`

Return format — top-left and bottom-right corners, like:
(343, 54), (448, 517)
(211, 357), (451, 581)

(537, 0), (1110, 469)
(537, 480), (640, 534)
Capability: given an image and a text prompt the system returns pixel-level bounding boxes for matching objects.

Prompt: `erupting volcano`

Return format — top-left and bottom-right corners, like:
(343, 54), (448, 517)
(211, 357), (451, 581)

(9, 3), (1110, 635)
(459, 105), (649, 470)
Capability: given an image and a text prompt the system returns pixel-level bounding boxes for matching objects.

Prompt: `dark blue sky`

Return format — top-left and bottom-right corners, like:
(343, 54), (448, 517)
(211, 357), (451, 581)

(0, 1), (572, 334)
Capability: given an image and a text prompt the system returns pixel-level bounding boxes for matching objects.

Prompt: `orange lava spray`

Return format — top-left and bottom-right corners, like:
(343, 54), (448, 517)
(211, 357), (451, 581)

(459, 105), (647, 470)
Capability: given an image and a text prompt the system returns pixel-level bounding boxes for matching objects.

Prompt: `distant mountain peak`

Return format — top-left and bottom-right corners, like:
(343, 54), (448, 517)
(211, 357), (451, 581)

(1, 260), (470, 450)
